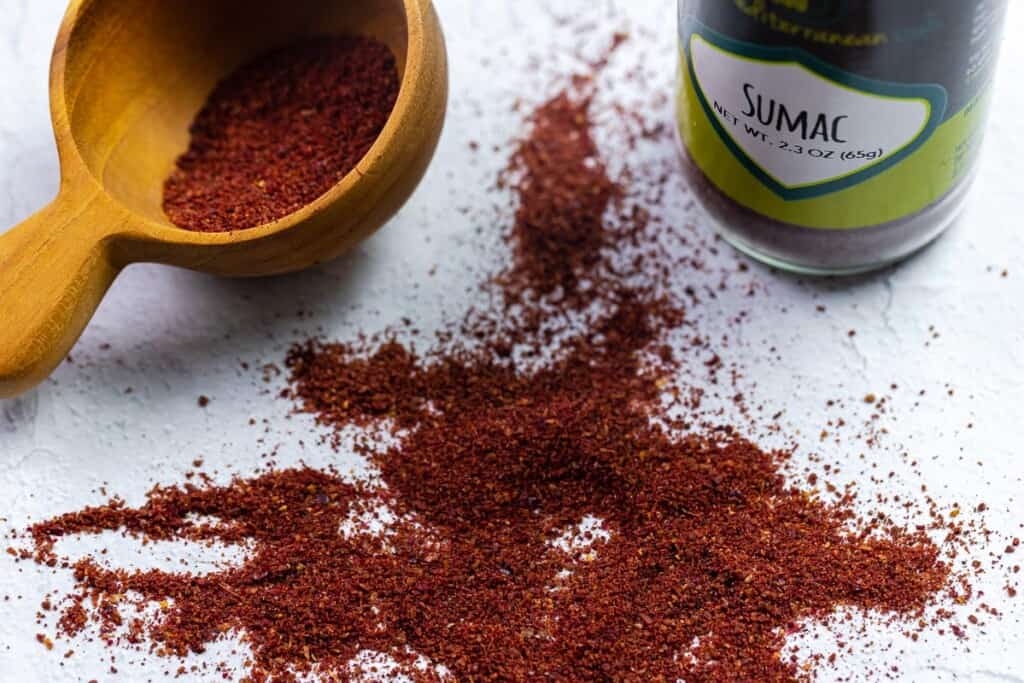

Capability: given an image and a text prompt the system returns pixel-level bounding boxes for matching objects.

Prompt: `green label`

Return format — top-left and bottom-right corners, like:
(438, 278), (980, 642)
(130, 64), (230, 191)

(678, 22), (991, 229)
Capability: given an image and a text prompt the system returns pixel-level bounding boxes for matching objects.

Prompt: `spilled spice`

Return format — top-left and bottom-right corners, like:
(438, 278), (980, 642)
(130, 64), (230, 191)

(500, 88), (619, 303)
(163, 35), (399, 233)
(20, 35), (999, 683)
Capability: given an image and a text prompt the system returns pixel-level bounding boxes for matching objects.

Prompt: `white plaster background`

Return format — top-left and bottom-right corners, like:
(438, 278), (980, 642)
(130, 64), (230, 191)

(0, 1), (1022, 681)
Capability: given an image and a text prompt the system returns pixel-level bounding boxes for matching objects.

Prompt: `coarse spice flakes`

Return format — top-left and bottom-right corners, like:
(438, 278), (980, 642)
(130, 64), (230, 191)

(501, 88), (619, 304)
(163, 35), (399, 233)
(19, 35), (1007, 683)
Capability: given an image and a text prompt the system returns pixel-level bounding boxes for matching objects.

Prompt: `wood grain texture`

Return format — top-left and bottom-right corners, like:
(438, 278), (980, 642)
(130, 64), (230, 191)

(0, 0), (449, 398)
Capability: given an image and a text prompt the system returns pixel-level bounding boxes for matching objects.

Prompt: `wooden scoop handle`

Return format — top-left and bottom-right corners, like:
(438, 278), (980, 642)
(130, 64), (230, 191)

(0, 190), (122, 398)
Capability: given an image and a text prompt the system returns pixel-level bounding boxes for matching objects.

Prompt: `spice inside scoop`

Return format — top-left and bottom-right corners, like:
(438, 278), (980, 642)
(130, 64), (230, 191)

(163, 35), (400, 233)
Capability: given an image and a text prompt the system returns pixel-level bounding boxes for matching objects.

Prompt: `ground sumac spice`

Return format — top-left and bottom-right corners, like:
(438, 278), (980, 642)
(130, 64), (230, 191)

(21, 35), (999, 683)
(501, 89), (619, 303)
(163, 35), (399, 233)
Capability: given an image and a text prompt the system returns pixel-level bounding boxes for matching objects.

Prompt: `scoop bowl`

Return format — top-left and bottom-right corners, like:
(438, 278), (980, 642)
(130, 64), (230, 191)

(0, 0), (448, 398)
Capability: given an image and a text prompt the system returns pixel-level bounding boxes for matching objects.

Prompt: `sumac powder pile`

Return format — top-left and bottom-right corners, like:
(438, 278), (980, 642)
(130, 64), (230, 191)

(23, 41), (986, 683)
(163, 35), (399, 233)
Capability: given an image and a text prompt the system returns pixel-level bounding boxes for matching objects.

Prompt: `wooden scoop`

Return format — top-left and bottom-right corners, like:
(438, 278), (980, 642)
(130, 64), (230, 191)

(0, 0), (448, 398)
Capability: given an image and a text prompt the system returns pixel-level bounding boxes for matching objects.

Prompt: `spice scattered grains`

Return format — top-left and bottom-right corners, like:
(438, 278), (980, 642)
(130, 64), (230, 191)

(25, 37), (982, 683)
(163, 35), (399, 232)
(283, 324), (947, 680)
(501, 88), (618, 303)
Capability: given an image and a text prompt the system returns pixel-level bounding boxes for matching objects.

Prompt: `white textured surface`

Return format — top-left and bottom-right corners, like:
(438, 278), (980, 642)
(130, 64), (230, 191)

(1, 1), (1022, 681)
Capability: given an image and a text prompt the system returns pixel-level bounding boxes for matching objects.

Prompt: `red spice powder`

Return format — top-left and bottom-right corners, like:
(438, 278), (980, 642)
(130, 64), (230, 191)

(163, 35), (400, 233)
(281, 320), (948, 682)
(500, 89), (619, 303)
(24, 40), (979, 683)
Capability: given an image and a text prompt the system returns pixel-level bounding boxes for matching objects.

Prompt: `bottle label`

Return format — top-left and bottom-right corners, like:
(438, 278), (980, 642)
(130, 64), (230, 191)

(688, 31), (946, 200)
(677, 1), (1006, 230)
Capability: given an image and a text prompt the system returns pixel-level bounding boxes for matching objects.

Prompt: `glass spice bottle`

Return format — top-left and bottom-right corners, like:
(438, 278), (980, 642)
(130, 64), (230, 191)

(676, 0), (1009, 274)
